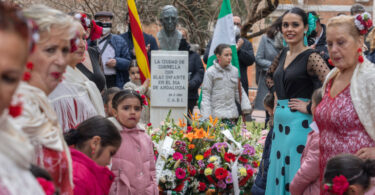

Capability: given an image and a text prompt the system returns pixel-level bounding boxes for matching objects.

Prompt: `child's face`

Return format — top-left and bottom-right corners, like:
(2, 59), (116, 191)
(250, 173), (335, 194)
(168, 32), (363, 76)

(129, 66), (140, 82)
(264, 104), (274, 116)
(105, 94), (116, 117)
(113, 97), (142, 128)
(216, 48), (232, 68)
(93, 145), (118, 166)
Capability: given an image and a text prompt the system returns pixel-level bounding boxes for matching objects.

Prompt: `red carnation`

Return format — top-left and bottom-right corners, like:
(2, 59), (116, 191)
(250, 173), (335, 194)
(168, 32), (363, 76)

(198, 182), (206, 192)
(252, 161), (259, 168)
(23, 72), (31, 81)
(186, 154), (193, 162)
(207, 163), (215, 169)
(214, 168), (228, 180)
(204, 149), (212, 158)
(247, 169), (254, 177)
(147, 123), (152, 127)
(187, 126), (193, 133)
(224, 152), (236, 163)
(189, 168), (196, 176)
(239, 156), (248, 163)
(173, 182), (184, 192)
(8, 103), (22, 118)
(332, 175), (349, 195)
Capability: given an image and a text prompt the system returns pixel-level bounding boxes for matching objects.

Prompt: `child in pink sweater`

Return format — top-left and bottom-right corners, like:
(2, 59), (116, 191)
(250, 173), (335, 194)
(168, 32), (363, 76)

(290, 88), (322, 195)
(108, 90), (158, 195)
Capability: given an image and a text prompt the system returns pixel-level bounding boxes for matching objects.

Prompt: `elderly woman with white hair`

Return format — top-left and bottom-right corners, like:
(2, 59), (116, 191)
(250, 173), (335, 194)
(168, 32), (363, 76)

(49, 20), (105, 133)
(12, 5), (76, 194)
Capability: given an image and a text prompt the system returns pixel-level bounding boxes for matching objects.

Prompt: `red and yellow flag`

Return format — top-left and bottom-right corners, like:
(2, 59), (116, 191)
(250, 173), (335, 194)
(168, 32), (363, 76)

(128, 0), (150, 82)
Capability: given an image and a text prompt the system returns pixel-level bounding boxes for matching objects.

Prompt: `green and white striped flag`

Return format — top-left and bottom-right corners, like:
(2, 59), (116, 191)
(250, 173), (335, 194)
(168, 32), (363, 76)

(206, 0), (240, 71)
(198, 0), (240, 108)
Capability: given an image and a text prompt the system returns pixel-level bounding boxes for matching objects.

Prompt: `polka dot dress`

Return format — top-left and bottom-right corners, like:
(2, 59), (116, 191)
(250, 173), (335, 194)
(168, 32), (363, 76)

(265, 99), (312, 195)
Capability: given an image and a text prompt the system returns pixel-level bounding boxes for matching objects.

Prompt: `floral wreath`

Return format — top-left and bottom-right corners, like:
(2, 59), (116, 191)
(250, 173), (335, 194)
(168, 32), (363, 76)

(354, 12), (373, 35)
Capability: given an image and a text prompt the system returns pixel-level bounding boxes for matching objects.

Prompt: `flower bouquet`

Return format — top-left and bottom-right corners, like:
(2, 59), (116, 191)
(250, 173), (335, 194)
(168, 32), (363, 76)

(148, 111), (265, 194)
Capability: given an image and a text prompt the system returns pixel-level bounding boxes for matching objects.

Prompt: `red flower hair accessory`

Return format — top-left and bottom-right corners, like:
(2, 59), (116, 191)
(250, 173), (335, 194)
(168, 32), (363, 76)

(324, 175), (349, 195)
(70, 33), (80, 53)
(354, 12), (373, 35)
(26, 19), (39, 54)
(74, 13), (91, 31)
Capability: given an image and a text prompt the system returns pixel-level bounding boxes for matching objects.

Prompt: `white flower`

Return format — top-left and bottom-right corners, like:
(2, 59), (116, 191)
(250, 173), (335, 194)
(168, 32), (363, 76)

(355, 19), (365, 30)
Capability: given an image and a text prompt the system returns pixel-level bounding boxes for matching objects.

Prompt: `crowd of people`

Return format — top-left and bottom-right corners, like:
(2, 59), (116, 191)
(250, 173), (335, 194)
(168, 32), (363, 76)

(2, 1), (375, 195)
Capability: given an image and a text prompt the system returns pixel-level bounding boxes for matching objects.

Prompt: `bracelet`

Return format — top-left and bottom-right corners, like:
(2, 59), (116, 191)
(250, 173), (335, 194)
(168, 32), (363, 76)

(306, 102), (312, 115)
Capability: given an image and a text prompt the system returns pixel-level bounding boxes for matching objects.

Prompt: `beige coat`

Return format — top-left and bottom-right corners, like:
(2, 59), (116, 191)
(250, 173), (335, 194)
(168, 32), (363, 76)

(200, 61), (252, 119)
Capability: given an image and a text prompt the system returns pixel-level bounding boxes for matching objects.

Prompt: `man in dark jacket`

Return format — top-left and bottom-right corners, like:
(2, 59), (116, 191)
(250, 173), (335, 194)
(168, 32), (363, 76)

(179, 38), (204, 114)
(121, 14), (159, 61)
(203, 16), (255, 95)
(94, 11), (132, 88)
(307, 11), (331, 68)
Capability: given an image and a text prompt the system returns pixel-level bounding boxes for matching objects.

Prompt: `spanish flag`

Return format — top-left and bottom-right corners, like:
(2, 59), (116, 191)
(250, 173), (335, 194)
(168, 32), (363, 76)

(128, 0), (150, 82)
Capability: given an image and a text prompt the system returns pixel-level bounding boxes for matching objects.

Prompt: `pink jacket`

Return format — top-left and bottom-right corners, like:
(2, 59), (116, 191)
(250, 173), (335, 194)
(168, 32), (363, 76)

(109, 124), (158, 195)
(290, 131), (320, 195)
(70, 148), (115, 195)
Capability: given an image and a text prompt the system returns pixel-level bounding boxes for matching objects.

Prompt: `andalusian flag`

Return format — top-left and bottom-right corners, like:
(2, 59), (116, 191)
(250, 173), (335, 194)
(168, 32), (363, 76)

(128, 0), (150, 82)
(198, 0), (240, 107)
(206, 0), (240, 71)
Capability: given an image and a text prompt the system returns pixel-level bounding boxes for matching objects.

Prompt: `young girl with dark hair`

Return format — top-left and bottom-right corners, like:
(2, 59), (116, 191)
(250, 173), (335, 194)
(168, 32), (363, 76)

(324, 154), (375, 195)
(200, 44), (251, 123)
(108, 90), (158, 195)
(65, 116), (122, 195)
(123, 60), (150, 125)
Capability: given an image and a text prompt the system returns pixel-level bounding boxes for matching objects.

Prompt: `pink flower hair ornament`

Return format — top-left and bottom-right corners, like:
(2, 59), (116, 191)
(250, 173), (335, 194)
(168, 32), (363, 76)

(324, 175), (350, 195)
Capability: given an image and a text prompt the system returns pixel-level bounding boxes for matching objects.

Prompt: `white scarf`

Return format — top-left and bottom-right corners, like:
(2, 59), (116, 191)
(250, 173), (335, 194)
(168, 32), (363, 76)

(12, 82), (74, 186)
(0, 110), (45, 194)
(64, 66), (105, 116)
(322, 58), (375, 141)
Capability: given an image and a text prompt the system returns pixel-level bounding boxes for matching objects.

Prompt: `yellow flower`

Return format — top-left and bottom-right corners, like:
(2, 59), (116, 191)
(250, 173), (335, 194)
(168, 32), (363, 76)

(239, 167), (247, 177)
(209, 156), (217, 162)
(195, 155), (204, 161)
(204, 168), (213, 176)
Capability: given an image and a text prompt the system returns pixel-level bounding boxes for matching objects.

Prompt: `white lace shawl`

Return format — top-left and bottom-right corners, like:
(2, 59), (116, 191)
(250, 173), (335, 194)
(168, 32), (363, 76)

(0, 110), (44, 195)
(48, 66), (105, 132)
(64, 66), (105, 116)
(322, 58), (375, 141)
(11, 82), (73, 186)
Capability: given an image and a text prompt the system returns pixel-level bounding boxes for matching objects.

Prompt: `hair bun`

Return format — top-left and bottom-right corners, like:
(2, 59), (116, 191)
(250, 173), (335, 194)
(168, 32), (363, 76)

(363, 159), (375, 177)
(64, 128), (81, 146)
(354, 12), (373, 35)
